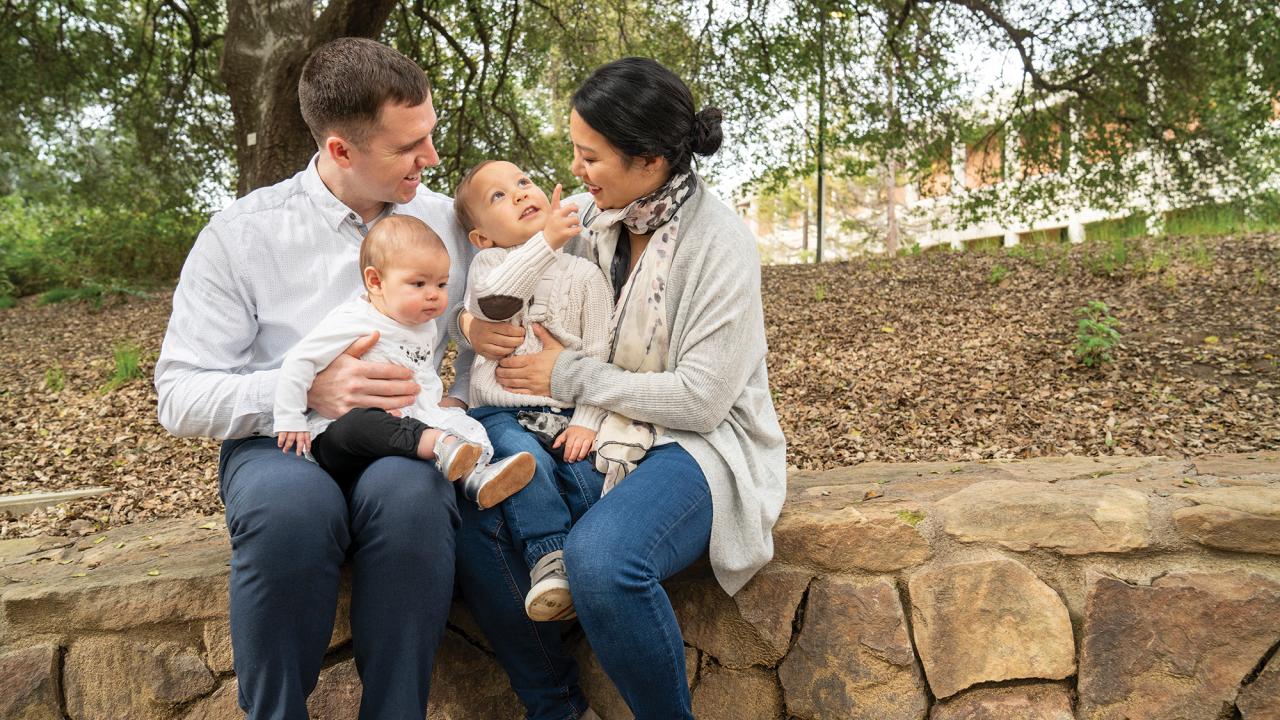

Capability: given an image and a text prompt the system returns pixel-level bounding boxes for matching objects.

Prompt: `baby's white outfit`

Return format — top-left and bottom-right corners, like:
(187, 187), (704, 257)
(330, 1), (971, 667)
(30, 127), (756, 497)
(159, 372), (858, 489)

(273, 295), (492, 463)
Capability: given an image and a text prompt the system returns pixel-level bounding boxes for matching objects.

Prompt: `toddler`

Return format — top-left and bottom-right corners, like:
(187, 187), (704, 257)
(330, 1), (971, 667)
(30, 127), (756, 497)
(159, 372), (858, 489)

(455, 161), (612, 621)
(273, 214), (535, 509)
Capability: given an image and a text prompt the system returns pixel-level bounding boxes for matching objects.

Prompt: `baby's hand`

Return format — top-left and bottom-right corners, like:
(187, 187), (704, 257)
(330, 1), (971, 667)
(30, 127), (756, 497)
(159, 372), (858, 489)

(553, 425), (596, 463)
(542, 184), (581, 250)
(277, 431), (312, 456)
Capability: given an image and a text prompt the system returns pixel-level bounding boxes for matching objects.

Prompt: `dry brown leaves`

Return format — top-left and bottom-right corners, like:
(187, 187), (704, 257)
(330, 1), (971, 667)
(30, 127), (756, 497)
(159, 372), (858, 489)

(2, 233), (1277, 538)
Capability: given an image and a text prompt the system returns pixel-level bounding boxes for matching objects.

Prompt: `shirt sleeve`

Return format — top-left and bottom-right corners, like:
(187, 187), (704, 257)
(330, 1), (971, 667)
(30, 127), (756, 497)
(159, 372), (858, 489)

(155, 223), (278, 440)
(270, 307), (366, 433)
(466, 236), (558, 321)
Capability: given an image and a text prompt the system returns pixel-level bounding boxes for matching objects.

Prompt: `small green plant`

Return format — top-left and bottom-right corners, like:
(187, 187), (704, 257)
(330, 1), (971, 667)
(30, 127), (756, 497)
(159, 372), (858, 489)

(1086, 235), (1132, 276)
(0, 295), (14, 309)
(101, 343), (144, 393)
(989, 264), (1011, 284)
(813, 283), (828, 302)
(1252, 267), (1268, 292)
(1183, 240), (1214, 269)
(1074, 300), (1122, 367)
(43, 365), (66, 393)
(896, 509), (926, 527)
(1145, 247), (1171, 274)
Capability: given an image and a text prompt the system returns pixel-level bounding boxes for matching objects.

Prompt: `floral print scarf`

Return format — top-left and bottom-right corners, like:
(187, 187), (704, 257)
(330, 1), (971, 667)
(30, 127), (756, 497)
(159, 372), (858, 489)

(581, 172), (697, 493)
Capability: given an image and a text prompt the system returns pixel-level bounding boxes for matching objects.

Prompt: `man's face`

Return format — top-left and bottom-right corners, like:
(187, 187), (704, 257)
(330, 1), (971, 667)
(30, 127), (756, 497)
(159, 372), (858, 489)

(348, 96), (440, 206)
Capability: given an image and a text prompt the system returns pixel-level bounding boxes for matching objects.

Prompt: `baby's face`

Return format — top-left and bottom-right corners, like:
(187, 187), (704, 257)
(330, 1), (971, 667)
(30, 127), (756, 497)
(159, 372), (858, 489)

(466, 161), (550, 249)
(375, 244), (451, 326)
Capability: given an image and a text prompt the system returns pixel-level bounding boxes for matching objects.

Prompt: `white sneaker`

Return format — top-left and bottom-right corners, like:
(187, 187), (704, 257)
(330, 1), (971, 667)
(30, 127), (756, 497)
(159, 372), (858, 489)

(461, 452), (536, 509)
(434, 431), (483, 482)
(525, 550), (575, 621)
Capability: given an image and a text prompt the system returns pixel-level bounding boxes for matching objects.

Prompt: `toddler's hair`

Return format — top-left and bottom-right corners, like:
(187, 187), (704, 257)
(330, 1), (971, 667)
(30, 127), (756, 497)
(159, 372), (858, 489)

(452, 159), (501, 234)
(358, 215), (447, 286)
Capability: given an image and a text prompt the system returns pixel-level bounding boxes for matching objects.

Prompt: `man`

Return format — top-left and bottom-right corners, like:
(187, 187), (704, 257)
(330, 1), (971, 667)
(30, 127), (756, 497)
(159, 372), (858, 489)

(156, 38), (479, 718)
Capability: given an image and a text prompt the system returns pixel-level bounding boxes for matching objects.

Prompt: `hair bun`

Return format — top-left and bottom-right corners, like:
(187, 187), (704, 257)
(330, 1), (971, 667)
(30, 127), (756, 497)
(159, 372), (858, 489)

(690, 107), (724, 156)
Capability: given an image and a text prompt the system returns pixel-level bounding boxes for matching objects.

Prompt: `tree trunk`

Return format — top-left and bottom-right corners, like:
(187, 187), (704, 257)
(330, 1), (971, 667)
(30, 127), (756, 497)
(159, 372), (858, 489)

(882, 58), (900, 256)
(220, 0), (397, 195)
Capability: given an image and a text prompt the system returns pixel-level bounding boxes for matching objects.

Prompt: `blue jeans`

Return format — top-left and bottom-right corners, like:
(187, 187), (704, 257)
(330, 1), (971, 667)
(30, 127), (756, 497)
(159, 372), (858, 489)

(219, 437), (459, 720)
(455, 441), (712, 720)
(469, 405), (589, 569)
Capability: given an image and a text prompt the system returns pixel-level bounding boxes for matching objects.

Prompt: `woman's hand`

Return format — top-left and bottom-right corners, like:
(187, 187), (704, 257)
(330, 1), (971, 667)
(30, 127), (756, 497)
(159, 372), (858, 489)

(461, 311), (524, 360)
(495, 324), (564, 397)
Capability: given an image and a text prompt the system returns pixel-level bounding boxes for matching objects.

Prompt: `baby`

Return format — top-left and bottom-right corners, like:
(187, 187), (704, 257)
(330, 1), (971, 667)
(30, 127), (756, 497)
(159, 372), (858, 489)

(455, 160), (612, 621)
(273, 214), (535, 509)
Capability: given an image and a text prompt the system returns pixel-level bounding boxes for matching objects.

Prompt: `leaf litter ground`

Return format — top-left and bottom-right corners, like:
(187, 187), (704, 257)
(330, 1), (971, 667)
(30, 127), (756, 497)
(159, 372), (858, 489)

(2, 233), (1277, 538)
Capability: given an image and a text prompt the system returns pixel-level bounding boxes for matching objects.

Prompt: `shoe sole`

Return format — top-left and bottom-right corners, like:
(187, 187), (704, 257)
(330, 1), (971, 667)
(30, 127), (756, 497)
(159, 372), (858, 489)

(446, 443), (483, 482)
(525, 582), (576, 622)
(476, 452), (536, 509)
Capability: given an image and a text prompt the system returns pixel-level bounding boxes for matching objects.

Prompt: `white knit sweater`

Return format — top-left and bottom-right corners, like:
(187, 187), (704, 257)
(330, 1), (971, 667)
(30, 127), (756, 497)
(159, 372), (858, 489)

(465, 232), (612, 431)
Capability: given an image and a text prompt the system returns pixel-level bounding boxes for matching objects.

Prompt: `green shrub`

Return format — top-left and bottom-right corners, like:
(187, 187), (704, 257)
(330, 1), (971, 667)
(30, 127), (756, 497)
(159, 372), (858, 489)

(1074, 300), (1122, 367)
(37, 283), (147, 310)
(0, 295), (14, 309)
(989, 264), (1011, 284)
(0, 195), (204, 298)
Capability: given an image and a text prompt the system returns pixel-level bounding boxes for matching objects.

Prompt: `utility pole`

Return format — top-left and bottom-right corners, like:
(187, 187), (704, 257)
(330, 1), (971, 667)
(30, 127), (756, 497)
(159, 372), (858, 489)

(816, 5), (827, 263)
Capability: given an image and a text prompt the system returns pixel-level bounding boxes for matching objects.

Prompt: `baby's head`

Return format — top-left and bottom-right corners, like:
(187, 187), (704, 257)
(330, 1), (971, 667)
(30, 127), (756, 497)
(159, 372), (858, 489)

(359, 215), (450, 326)
(454, 160), (550, 251)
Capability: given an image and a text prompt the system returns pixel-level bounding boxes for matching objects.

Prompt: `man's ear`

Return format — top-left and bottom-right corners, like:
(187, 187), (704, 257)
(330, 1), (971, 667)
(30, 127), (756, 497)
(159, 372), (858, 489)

(468, 228), (494, 250)
(325, 134), (355, 169)
(363, 265), (384, 295)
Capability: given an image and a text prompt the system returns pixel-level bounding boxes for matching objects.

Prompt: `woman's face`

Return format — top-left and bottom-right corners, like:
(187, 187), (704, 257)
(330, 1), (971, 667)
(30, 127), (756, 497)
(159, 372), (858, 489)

(569, 110), (668, 210)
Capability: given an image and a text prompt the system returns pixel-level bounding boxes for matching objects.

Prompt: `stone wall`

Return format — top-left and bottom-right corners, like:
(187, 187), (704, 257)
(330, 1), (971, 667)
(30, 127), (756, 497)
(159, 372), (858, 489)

(2, 453), (1278, 720)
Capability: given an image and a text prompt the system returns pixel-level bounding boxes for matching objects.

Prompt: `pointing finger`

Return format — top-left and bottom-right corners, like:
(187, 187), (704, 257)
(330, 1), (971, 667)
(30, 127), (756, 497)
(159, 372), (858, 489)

(550, 183), (562, 210)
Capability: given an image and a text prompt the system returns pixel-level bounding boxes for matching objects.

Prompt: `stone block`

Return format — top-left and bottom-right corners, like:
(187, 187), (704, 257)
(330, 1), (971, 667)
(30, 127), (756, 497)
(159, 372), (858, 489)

(669, 564), (810, 668)
(1239, 651), (1280, 720)
(1173, 487), (1280, 554)
(201, 621), (233, 675)
(774, 503), (930, 572)
(65, 637), (216, 720)
(0, 644), (62, 720)
(427, 630), (522, 719)
(935, 480), (1150, 554)
(908, 558), (1074, 698)
(179, 680), (241, 720)
(1077, 571), (1280, 719)
(778, 576), (927, 720)
(928, 682), (1074, 720)
(307, 660), (361, 720)
(691, 664), (783, 720)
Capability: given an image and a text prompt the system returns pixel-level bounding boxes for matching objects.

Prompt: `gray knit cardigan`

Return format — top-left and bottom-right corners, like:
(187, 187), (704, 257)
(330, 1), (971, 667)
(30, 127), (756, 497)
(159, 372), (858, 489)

(553, 179), (787, 595)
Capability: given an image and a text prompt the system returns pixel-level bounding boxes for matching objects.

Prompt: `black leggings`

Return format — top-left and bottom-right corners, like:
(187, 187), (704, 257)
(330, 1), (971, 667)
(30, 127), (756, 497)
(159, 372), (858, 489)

(311, 407), (430, 488)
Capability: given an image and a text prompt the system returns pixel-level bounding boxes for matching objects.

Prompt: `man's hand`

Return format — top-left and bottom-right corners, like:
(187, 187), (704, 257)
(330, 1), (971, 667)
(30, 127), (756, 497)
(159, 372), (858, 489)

(277, 431), (311, 456)
(306, 332), (419, 419)
(553, 425), (596, 463)
(542, 184), (581, 250)
(462, 312), (524, 361)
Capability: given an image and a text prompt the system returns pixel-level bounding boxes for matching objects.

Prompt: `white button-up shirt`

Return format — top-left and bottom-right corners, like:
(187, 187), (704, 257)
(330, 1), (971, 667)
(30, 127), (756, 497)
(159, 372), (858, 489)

(155, 155), (474, 440)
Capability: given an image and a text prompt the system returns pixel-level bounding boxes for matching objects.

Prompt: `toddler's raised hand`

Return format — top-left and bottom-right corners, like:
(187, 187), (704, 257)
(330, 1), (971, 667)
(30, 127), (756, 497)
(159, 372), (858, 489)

(543, 184), (581, 250)
(277, 431), (312, 456)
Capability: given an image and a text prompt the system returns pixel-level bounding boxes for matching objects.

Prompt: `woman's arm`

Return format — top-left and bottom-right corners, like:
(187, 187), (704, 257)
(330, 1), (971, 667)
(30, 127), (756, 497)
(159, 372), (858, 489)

(501, 235), (764, 434)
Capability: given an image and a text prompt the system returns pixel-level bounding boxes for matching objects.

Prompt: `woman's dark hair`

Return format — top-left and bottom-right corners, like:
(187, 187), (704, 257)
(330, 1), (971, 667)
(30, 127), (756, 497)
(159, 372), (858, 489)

(571, 57), (723, 175)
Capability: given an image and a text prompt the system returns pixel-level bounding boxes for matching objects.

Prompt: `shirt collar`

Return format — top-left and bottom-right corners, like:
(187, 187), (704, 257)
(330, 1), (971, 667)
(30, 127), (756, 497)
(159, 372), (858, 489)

(302, 153), (394, 233)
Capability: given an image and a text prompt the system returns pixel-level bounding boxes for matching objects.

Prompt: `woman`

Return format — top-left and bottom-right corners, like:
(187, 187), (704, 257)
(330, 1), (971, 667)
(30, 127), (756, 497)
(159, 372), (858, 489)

(454, 57), (786, 719)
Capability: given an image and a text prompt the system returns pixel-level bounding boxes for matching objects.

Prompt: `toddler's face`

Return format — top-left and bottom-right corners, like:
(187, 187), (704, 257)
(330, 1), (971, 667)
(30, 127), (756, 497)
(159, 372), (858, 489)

(373, 244), (451, 326)
(466, 161), (550, 249)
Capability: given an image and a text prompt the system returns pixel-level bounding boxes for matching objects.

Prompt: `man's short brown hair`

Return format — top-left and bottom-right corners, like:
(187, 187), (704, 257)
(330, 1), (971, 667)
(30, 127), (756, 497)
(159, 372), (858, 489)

(452, 159), (500, 234)
(299, 37), (431, 148)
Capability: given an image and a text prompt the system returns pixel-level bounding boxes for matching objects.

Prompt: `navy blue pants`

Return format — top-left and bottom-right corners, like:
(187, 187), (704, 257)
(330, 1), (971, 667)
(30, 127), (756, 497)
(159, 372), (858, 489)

(219, 437), (459, 720)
